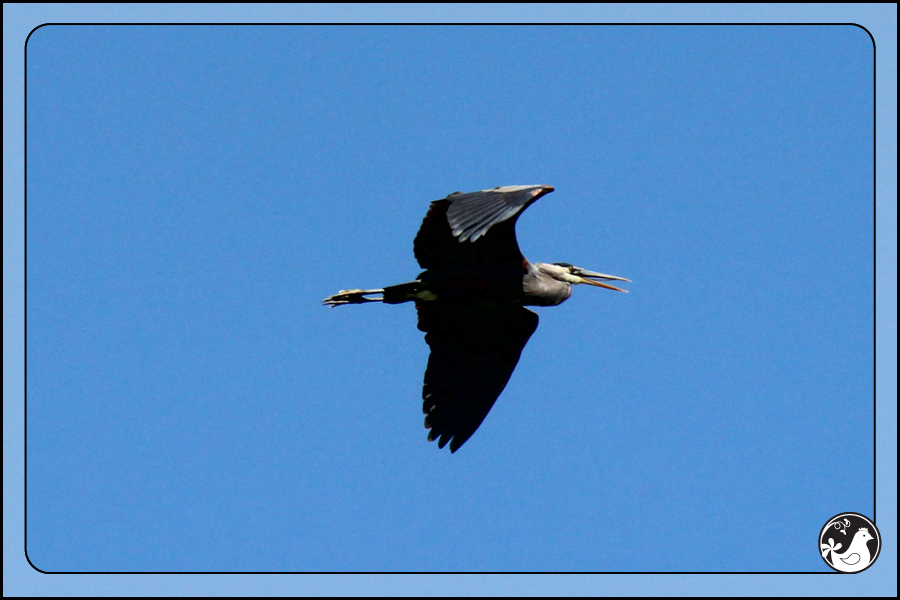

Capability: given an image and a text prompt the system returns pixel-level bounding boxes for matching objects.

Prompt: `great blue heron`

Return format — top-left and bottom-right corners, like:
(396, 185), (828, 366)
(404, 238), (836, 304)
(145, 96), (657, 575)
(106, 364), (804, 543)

(323, 185), (629, 452)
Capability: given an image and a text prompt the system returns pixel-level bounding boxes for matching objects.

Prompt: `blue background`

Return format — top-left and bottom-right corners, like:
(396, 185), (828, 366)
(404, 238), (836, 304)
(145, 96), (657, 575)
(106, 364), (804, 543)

(5, 4), (896, 597)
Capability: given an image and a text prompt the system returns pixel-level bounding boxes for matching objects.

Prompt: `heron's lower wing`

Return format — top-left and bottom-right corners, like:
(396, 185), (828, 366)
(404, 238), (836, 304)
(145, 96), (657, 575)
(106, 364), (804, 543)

(417, 302), (539, 452)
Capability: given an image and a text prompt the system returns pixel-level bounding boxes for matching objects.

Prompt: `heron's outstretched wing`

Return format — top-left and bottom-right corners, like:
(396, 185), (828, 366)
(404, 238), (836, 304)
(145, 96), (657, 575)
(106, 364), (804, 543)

(414, 185), (553, 269)
(416, 301), (539, 452)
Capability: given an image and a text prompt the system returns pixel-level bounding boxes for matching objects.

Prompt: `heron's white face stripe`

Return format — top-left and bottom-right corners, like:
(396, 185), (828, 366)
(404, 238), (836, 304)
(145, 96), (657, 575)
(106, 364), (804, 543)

(536, 263), (576, 282)
(535, 263), (630, 290)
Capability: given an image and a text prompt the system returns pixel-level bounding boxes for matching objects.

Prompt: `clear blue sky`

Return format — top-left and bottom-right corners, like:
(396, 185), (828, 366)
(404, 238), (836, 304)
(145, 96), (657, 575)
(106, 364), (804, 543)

(5, 4), (896, 597)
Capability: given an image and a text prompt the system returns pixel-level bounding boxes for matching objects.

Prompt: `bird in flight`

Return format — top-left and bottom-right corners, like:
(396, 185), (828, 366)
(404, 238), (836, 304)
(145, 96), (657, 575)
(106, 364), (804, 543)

(323, 185), (629, 452)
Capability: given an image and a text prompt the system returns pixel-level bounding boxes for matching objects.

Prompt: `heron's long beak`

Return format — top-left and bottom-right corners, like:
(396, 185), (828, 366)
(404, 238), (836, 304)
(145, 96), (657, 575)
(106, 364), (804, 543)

(574, 269), (631, 293)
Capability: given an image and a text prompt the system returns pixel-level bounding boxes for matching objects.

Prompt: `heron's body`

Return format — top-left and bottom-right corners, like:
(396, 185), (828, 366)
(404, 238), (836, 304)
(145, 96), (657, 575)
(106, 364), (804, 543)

(324, 185), (629, 452)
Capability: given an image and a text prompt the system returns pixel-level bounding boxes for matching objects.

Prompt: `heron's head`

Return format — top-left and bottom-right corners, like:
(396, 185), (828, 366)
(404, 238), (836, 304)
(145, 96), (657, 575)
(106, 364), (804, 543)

(538, 262), (630, 292)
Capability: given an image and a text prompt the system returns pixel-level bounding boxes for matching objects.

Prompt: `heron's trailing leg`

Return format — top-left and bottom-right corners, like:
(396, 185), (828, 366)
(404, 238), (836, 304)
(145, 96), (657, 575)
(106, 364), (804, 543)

(324, 281), (425, 307)
(322, 289), (385, 307)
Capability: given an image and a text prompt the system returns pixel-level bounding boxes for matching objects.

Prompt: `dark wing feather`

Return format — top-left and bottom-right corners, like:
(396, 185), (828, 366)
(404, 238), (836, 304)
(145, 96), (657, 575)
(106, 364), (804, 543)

(446, 190), (523, 242)
(417, 301), (539, 452)
(414, 186), (551, 269)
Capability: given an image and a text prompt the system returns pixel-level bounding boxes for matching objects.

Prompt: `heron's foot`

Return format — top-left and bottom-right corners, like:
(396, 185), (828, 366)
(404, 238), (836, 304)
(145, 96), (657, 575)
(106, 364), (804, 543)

(322, 289), (385, 307)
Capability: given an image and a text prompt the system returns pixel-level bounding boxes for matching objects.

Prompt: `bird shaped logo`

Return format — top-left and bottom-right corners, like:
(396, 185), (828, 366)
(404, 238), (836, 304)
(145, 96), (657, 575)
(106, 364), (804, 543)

(819, 513), (881, 573)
